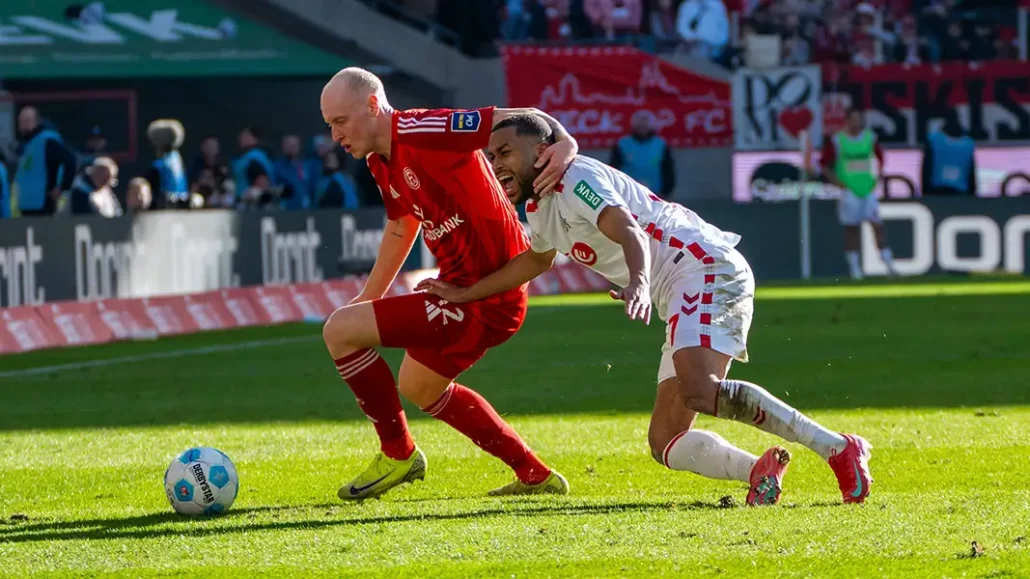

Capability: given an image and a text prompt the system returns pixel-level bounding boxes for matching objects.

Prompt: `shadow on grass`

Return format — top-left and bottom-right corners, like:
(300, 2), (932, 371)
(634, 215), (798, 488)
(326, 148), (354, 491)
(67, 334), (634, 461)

(0, 498), (790, 544)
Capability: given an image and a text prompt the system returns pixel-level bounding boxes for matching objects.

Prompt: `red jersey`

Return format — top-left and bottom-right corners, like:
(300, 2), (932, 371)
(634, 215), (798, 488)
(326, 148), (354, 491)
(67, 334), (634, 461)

(366, 106), (530, 322)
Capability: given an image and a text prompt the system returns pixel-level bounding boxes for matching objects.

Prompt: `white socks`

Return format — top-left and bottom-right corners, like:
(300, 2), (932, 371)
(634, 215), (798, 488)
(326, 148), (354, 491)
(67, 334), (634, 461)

(846, 250), (862, 280)
(716, 379), (847, 461)
(662, 430), (756, 483)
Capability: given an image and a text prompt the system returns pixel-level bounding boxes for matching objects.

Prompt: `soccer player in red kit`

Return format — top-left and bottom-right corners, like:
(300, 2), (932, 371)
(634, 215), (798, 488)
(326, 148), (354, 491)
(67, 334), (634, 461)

(319, 67), (576, 500)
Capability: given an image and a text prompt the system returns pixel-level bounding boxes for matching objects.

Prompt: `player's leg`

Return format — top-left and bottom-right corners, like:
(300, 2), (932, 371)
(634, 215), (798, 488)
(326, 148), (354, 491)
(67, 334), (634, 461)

(669, 250), (872, 503)
(323, 301), (416, 461)
(649, 375), (759, 485)
(866, 195), (899, 276)
(397, 354), (566, 496)
(840, 193), (863, 280)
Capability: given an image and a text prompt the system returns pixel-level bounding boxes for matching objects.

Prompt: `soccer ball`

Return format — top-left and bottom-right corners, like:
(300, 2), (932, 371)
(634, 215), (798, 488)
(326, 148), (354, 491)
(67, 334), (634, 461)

(164, 447), (239, 516)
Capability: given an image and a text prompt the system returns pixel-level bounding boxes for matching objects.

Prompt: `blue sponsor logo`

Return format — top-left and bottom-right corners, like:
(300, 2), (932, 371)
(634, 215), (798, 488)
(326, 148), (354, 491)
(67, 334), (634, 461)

(451, 110), (481, 132)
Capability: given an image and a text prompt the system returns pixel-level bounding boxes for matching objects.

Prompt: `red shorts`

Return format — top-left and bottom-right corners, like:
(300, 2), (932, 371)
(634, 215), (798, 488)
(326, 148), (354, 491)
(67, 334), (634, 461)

(372, 292), (527, 380)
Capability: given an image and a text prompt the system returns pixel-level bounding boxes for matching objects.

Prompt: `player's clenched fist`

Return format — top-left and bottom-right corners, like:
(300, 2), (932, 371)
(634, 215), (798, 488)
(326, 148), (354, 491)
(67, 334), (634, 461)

(610, 282), (651, 325)
(415, 278), (470, 303)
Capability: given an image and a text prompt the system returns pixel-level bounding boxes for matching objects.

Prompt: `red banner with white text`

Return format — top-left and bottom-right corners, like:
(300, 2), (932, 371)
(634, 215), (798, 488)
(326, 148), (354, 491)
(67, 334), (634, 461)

(503, 46), (733, 148)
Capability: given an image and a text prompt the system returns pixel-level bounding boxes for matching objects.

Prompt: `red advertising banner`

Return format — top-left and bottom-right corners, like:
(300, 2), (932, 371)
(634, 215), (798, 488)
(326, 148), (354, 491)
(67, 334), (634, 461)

(140, 296), (200, 336)
(822, 60), (1030, 146)
(218, 288), (271, 327)
(249, 286), (304, 324)
(0, 307), (60, 352)
(503, 46), (733, 148)
(288, 284), (337, 321)
(182, 292), (238, 332)
(321, 278), (364, 309)
(37, 301), (115, 347)
(95, 299), (158, 340)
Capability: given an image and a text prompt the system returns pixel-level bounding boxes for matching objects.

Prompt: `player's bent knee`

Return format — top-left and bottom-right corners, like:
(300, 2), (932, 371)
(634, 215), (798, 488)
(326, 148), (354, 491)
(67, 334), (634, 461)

(322, 304), (378, 355)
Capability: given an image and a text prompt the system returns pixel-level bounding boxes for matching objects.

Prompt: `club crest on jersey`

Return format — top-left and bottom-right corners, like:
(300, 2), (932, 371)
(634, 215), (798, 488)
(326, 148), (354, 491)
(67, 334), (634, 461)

(403, 167), (420, 190)
(568, 241), (598, 266)
(573, 180), (603, 210)
(450, 110), (481, 132)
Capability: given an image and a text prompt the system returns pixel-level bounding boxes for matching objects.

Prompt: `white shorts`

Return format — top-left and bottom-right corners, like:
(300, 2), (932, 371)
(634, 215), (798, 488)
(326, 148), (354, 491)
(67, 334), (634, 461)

(656, 248), (755, 384)
(838, 192), (881, 226)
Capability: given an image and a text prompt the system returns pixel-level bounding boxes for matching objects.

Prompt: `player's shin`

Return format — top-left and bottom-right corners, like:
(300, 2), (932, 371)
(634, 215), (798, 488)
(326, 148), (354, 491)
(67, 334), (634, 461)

(660, 430), (756, 483)
(335, 349), (416, 461)
(422, 383), (551, 484)
(716, 379), (847, 461)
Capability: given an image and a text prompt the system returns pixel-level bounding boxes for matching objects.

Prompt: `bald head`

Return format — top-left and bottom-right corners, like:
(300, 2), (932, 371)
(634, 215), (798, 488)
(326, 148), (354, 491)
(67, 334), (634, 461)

(18, 107), (39, 136)
(329, 67), (384, 98)
(321, 67), (392, 159)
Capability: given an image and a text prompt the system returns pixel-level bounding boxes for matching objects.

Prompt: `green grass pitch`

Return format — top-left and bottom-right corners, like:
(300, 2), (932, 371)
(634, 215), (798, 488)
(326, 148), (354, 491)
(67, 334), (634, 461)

(1, 279), (1029, 578)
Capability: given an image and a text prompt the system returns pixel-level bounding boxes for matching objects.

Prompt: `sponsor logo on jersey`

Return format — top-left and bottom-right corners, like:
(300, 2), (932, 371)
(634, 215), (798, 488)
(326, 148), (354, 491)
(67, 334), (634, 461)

(403, 167), (421, 190)
(573, 180), (603, 210)
(450, 110), (481, 132)
(423, 214), (465, 242)
(425, 299), (465, 325)
(568, 241), (598, 266)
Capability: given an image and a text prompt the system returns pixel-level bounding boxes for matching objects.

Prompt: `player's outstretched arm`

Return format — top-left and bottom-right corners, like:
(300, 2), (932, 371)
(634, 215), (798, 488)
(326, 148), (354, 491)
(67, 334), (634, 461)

(596, 205), (652, 324)
(352, 214), (421, 303)
(415, 248), (557, 304)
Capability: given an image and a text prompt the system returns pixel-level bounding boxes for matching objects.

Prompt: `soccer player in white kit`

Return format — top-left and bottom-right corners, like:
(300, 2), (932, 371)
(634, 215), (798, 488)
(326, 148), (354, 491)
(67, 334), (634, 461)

(418, 114), (873, 505)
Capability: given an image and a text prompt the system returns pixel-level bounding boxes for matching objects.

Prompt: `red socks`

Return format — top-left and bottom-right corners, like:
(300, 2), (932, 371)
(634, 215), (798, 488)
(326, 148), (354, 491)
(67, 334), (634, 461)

(424, 383), (551, 485)
(335, 349), (415, 461)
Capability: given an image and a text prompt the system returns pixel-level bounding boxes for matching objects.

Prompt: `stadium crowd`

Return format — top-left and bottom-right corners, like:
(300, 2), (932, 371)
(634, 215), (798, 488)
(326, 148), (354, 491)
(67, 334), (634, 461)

(385, 0), (1024, 67)
(0, 109), (378, 219)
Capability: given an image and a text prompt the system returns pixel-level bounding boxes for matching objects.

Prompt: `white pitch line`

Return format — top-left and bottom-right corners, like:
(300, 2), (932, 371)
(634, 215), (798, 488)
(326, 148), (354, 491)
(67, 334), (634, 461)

(0, 335), (319, 379)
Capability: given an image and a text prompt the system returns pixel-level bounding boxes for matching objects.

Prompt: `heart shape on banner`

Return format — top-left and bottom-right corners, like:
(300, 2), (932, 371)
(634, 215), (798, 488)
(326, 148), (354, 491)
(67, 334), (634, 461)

(779, 106), (814, 138)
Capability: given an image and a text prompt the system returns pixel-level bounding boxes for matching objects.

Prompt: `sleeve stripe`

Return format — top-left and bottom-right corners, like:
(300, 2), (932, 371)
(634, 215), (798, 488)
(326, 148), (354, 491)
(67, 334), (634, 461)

(396, 127), (448, 134)
(397, 117), (447, 127)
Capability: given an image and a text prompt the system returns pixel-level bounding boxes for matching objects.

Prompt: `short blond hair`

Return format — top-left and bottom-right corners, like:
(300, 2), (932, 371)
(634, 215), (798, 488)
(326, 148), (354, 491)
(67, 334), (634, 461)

(333, 67), (385, 98)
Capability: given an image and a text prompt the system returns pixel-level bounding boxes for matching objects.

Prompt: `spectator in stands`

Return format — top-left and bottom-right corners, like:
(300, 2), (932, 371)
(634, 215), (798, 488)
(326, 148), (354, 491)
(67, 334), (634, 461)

(892, 14), (929, 64)
(190, 135), (234, 208)
(315, 149), (360, 209)
(13, 107), (76, 217)
(676, 0), (730, 60)
(568, 0), (595, 38)
(648, 0), (679, 41)
(144, 119), (189, 210)
(275, 134), (316, 210)
(69, 157), (121, 217)
(584, 0), (643, 38)
(0, 152), (10, 219)
(941, 19), (972, 62)
(610, 110), (676, 198)
(921, 120), (976, 196)
(126, 178), (153, 213)
(233, 126), (280, 210)
(971, 21), (998, 61)
(78, 125), (108, 169)
(502, 0), (550, 40)
(781, 14), (812, 64)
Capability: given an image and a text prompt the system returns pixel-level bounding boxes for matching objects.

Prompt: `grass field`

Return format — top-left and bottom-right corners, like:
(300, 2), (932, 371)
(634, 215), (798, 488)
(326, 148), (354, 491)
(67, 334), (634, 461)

(2, 279), (1029, 578)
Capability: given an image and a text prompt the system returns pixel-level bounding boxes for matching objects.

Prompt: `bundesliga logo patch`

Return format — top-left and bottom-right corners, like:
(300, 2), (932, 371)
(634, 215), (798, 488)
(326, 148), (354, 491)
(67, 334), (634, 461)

(450, 110), (481, 132)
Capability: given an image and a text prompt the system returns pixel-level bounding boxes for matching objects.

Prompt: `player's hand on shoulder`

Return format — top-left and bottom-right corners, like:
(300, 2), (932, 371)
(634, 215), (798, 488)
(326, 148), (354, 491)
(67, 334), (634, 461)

(415, 278), (471, 303)
(610, 282), (651, 325)
(533, 139), (578, 197)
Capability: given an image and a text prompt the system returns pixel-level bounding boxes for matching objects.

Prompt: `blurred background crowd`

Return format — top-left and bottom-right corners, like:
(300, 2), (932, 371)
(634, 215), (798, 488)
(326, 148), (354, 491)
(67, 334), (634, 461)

(384, 0), (1024, 66)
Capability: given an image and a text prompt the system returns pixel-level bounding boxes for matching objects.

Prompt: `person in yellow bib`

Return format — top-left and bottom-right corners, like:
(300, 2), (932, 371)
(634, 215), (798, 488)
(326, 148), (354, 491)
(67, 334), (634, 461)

(821, 108), (899, 280)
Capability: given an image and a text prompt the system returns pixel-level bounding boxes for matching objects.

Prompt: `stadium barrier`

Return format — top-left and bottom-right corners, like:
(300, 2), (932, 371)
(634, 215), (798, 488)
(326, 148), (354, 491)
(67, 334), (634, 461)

(3, 196), (1029, 354)
(0, 262), (609, 355)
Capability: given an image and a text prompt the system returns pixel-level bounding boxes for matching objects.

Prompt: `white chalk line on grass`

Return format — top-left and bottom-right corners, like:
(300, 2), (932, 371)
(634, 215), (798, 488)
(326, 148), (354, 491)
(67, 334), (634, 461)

(0, 335), (319, 379)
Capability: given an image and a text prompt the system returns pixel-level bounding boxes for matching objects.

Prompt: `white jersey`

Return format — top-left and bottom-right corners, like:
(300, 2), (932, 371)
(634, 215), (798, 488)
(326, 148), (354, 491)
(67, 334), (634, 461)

(526, 155), (742, 320)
